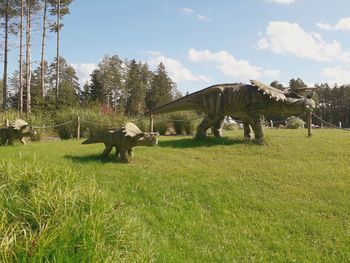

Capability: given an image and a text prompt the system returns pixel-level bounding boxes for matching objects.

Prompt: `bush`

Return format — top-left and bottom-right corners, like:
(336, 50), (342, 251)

(153, 117), (169, 135)
(286, 116), (305, 129)
(53, 108), (127, 139)
(0, 161), (154, 262)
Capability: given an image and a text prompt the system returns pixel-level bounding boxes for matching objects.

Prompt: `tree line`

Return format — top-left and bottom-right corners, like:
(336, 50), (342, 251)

(0, 0), (179, 115)
(1, 1), (350, 127)
(0, 0), (73, 113)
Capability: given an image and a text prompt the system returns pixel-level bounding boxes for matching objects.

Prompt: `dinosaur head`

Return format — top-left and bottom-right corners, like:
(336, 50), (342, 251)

(134, 132), (158, 147)
(250, 80), (316, 115)
(12, 119), (37, 137)
(283, 90), (316, 114)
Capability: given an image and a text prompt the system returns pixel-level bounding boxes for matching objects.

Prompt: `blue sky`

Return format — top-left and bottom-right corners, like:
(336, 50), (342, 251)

(3, 0), (350, 93)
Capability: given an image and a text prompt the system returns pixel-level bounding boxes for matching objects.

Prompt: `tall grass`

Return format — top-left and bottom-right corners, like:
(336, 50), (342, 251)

(0, 161), (154, 262)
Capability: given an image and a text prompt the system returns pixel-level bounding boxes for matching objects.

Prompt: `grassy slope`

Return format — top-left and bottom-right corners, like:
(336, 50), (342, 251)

(1, 129), (350, 262)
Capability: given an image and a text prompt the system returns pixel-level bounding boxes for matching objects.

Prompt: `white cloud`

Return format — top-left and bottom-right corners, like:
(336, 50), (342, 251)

(71, 63), (98, 87)
(178, 7), (211, 22)
(321, 67), (350, 85)
(334, 18), (350, 31)
(179, 7), (193, 15)
(148, 53), (210, 83)
(267, 0), (295, 5)
(197, 14), (211, 22)
(317, 17), (350, 31)
(257, 21), (350, 62)
(316, 22), (332, 31)
(188, 48), (280, 79)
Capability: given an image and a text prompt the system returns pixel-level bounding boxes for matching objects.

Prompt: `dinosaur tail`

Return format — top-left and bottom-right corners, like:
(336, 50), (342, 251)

(145, 94), (202, 115)
(82, 135), (102, 144)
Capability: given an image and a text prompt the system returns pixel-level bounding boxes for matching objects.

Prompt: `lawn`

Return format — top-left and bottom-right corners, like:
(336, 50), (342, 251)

(1, 129), (350, 262)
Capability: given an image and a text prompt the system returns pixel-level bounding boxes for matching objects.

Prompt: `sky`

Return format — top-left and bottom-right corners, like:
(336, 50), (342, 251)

(3, 0), (350, 94)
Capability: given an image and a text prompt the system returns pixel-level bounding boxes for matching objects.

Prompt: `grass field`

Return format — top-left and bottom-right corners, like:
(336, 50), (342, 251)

(1, 129), (350, 262)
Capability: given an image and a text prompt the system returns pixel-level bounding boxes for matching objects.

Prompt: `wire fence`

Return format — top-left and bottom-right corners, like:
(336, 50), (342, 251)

(3, 113), (350, 133)
(32, 120), (73, 129)
(312, 113), (350, 131)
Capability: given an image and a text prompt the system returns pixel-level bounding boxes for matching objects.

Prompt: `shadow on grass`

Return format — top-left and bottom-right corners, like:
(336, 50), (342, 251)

(64, 154), (125, 164)
(158, 136), (252, 148)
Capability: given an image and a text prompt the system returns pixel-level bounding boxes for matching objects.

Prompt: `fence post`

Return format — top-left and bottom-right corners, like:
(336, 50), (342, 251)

(150, 115), (154, 133)
(308, 112), (312, 137)
(77, 116), (81, 139)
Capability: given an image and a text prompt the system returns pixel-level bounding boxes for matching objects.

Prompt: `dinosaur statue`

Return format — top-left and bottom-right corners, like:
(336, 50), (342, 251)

(0, 119), (37, 146)
(146, 80), (315, 142)
(82, 122), (158, 162)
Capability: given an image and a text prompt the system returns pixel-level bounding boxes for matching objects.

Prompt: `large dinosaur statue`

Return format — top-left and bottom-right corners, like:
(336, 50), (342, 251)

(146, 80), (315, 142)
(82, 122), (158, 162)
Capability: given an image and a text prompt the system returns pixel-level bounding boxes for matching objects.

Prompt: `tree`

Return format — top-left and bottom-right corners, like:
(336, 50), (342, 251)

(88, 69), (104, 103)
(125, 60), (147, 116)
(18, 0), (24, 113)
(88, 55), (125, 110)
(40, 0), (48, 101)
(289, 78), (307, 90)
(49, 0), (73, 108)
(31, 60), (49, 109)
(0, 0), (19, 111)
(146, 62), (175, 110)
(47, 56), (80, 108)
(270, 80), (285, 91)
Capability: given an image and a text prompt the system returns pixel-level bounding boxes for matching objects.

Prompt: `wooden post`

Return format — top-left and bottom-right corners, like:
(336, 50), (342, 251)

(307, 111), (312, 137)
(150, 115), (154, 133)
(77, 116), (81, 139)
(4, 119), (9, 128)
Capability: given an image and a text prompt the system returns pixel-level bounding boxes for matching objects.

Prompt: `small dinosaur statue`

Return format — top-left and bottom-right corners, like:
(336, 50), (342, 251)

(82, 122), (158, 162)
(146, 80), (315, 142)
(0, 119), (37, 145)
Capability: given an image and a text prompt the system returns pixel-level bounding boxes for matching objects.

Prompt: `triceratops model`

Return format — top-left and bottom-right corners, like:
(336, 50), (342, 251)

(146, 80), (315, 142)
(82, 122), (158, 162)
(0, 119), (37, 145)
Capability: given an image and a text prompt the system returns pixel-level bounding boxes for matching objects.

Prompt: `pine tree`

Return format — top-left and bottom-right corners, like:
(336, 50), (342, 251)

(0, 0), (19, 111)
(125, 60), (147, 116)
(48, 0), (73, 108)
(47, 56), (79, 108)
(88, 55), (125, 110)
(146, 62), (175, 110)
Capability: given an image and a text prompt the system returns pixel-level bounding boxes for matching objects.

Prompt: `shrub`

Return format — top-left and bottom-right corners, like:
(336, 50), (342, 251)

(153, 117), (169, 135)
(286, 116), (305, 129)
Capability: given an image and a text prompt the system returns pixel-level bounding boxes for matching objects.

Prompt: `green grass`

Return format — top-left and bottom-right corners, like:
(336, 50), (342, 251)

(1, 129), (350, 262)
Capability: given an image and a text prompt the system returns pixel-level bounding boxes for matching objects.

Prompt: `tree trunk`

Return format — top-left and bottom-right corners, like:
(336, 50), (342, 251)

(40, 0), (47, 101)
(19, 0), (24, 113)
(55, 0), (60, 108)
(2, 0), (9, 111)
(25, 0), (32, 113)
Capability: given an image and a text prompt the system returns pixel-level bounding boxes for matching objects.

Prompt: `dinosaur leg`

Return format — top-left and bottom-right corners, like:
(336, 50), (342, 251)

(20, 137), (27, 145)
(211, 117), (225, 137)
(115, 147), (120, 158)
(196, 116), (218, 139)
(127, 148), (134, 158)
(250, 118), (264, 144)
(102, 145), (112, 157)
(0, 135), (6, 145)
(119, 148), (129, 163)
(243, 120), (253, 139)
